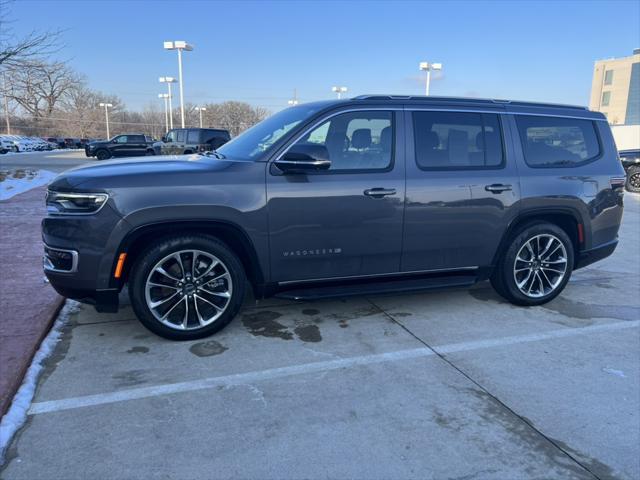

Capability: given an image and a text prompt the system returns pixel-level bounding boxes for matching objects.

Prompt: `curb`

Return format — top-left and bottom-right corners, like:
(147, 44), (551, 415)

(0, 297), (65, 417)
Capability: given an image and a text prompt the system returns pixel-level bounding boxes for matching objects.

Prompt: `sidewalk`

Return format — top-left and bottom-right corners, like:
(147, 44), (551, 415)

(0, 186), (64, 415)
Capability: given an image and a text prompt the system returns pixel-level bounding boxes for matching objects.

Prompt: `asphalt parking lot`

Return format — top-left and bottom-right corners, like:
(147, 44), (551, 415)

(2, 194), (639, 480)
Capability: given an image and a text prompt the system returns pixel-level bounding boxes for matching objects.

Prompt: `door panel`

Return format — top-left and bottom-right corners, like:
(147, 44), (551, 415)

(267, 109), (405, 283)
(401, 109), (520, 272)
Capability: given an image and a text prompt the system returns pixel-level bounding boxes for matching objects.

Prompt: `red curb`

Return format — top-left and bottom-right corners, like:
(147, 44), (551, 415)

(0, 186), (65, 416)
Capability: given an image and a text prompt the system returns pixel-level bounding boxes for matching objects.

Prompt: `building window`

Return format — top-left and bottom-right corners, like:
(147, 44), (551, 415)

(604, 70), (614, 85)
(602, 91), (611, 106)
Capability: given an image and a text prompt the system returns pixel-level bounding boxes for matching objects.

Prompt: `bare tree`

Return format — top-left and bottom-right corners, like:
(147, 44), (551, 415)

(204, 101), (269, 136)
(5, 61), (77, 118)
(0, 0), (62, 68)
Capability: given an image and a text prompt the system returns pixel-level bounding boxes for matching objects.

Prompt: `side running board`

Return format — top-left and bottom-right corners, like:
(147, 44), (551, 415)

(275, 274), (477, 301)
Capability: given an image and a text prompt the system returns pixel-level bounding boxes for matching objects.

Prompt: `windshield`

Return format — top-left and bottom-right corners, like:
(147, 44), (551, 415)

(216, 105), (324, 160)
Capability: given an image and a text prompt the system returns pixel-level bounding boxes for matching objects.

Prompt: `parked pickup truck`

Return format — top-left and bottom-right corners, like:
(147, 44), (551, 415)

(85, 134), (156, 160)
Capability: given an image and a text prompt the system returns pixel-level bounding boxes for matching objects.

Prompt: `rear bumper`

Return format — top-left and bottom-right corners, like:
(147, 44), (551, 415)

(574, 238), (618, 270)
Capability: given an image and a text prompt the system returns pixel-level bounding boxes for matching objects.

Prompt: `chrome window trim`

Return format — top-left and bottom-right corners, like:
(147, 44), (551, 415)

(43, 246), (79, 273)
(272, 107), (403, 164)
(277, 266), (478, 286)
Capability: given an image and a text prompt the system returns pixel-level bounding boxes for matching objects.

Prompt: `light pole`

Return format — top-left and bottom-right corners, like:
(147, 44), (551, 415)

(99, 102), (113, 139)
(2, 72), (10, 134)
(159, 76), (177, 129)
(158, 93), (170, 133)
(163, 41), (193, 128)
(195, 106), (206, 128)
(288, 88), (299, 106)
(419, 62), (442, 96)
(332, 86), (348, 99)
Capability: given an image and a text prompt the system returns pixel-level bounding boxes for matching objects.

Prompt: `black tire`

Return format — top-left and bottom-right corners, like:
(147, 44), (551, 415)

(626, 165), (640, 193)
(96, 149), (111, 160)
(128, 235), (246, 341)
(12, 146), (19, 153)
(490, 222), (574, 306)
(145, 149), (155, 156)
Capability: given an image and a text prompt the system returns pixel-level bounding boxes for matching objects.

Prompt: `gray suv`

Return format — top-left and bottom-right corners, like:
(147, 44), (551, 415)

(43, 96), (626, 340)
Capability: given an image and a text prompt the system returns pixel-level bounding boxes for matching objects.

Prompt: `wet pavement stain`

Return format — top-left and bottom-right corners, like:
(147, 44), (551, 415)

(462, 387), (620, 480)
(302, 308), (320, 316)
(468, 287), (508, 304)
(112, 370), (148, 387)
(241, 310), (293, 340)
(126, 346), (149, 354)
(293, 324), (322, 343)
(189, 340), (228, 357)
(391, 312), (413, 317)
(542, 296), (639, 323)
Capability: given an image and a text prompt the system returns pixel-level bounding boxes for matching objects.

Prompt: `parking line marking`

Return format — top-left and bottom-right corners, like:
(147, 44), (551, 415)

(29, 320), (639, 415)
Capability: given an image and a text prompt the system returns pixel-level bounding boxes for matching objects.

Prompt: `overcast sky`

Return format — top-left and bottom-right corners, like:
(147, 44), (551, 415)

(8, 0), (640, 112)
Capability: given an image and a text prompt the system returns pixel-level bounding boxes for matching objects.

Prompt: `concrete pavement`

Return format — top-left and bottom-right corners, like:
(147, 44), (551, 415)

(1, 194), (638, 480)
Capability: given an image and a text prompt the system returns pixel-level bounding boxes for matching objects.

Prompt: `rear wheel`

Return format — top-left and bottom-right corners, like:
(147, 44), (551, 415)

(129, 235), (246, 340)
(145, 149), (155, 156)
(491, 222), (574, 306)
(626, 165), (640, 193)
(96, 149), (111, 160)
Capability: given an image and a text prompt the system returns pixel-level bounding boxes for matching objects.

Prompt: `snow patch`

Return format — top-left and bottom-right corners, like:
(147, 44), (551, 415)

(0, 169), (57, 200)
(0, 300), (80, 465)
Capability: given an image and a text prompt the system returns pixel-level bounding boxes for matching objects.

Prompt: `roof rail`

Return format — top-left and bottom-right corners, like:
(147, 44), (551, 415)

(352, 95), (588, 110)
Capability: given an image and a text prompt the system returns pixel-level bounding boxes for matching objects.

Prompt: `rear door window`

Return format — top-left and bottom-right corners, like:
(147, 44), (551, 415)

(176, 130), (186, 142)
(187, 129), (200, 143)
(515, 116), (601, 168)
(412, 111), (504, 169)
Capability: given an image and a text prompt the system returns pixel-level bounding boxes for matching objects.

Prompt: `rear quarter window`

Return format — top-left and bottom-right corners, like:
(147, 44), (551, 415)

(516, 115), (601, 168)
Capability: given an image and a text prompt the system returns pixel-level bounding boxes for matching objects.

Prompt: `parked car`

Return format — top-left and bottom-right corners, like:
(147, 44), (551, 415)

(85, 134), (156, 160)
(6, 135), (34, 152)
(43, 95), (626, 340)
(158, 128), (230, 155)
(0, 136), (17, 153)
(43, 137), (65, 149)
(619, 149), (640, 192)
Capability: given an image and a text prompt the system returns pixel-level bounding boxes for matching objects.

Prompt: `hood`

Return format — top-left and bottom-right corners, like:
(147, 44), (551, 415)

(48, 154), (256, 191)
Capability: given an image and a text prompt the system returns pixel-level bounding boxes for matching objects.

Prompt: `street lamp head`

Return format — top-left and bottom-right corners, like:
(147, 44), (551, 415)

(332, 86), (347, 93)
(159, 76), (176, 83)
(158, 93), (169, 99)
(419, 61), (443, 71)
(288, 99), (299, 106)
(164, 40), (193, 51)
(99, 103), (113, 107)
(195, 107), (206, 111)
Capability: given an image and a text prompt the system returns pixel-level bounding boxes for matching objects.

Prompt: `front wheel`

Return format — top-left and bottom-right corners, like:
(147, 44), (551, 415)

(626, 165), (640, 193)
(129, 235), (246, 340)
(491, 222), (574, 306)
(96, 149), (111, 160)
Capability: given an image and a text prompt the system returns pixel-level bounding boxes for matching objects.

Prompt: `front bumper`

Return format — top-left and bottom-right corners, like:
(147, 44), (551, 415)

(42, 202), (128, 313)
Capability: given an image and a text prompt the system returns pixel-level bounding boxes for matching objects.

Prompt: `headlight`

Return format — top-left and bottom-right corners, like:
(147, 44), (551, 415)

(46, 190), (109, 215)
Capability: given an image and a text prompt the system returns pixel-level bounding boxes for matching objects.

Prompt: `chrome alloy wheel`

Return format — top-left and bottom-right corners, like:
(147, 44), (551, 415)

(144, 249), (232, 330)
(513, 234), (568, 298)
(629, 171), (640, 190)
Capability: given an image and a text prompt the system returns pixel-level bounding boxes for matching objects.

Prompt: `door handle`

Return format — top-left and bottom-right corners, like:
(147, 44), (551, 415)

(364, 188), (396, 198)
(484, 184), (512, 194)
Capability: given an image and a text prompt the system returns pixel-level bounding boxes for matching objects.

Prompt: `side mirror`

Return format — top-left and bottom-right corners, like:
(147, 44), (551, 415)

(274, 144), (331, 174)
(161, 136), (167, 142)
